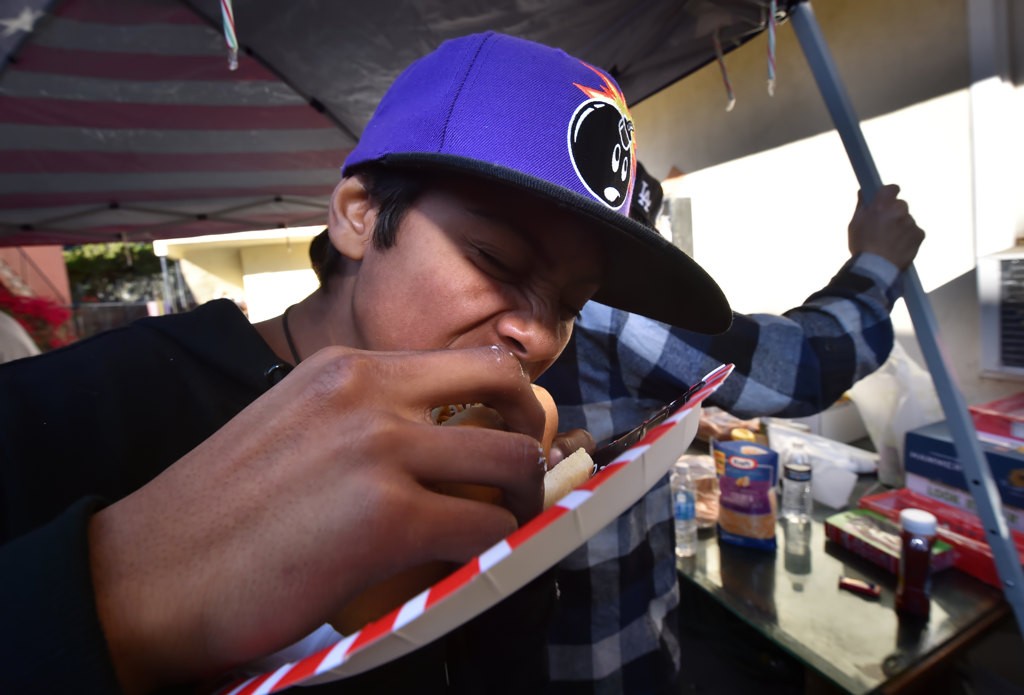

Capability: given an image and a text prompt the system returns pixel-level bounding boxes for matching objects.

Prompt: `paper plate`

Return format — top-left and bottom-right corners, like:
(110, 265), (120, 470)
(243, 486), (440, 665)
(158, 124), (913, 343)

(221, 364), (733, 694)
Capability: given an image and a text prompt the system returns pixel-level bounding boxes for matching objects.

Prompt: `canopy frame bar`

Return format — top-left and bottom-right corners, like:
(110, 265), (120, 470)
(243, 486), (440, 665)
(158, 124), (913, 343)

(790, 0), (1024, 632)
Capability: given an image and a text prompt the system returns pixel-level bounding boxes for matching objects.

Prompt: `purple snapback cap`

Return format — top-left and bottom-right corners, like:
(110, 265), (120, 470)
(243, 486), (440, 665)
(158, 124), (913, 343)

(343, 31), (731, 333)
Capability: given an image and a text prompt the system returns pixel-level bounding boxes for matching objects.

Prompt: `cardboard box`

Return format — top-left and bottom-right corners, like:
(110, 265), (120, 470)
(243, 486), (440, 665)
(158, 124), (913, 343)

(969, 392), (1024, 445)
(824, 508), (955, 575)
(859, 487), (1024, 588)
(903, 419), (1024, 532)
(904, 474), (1024, 533)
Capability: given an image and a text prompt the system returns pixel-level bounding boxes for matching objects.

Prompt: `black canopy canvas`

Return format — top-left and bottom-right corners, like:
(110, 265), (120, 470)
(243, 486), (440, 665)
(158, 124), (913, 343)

(0, 0), (795, 245)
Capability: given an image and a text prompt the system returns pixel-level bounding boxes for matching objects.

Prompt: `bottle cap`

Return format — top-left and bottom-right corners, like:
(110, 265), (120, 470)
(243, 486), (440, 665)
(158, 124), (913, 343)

(899, 508), (938, 536)
(786, 441), (809, 463)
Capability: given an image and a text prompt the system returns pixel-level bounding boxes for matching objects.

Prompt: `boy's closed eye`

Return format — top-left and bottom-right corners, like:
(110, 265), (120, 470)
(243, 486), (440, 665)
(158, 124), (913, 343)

(472, 245), (523, 282)
(474, 246), (586, 321)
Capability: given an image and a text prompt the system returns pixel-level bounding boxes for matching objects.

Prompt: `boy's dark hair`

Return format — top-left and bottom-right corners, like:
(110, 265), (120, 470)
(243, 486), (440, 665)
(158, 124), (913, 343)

(309, 166), (426, 286)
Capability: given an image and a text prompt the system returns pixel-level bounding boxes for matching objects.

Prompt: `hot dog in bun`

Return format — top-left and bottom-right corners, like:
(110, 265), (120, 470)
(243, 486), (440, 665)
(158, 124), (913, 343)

(329, 384), (593, 634)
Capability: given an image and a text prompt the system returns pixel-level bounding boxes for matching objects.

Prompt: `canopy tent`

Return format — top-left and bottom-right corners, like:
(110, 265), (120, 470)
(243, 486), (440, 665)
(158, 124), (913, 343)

(0, 0), (795, 246)
(2, 0), (1022, 632)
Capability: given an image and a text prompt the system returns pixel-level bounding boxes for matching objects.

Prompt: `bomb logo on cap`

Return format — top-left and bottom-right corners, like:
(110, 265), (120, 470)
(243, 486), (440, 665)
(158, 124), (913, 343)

(568, 64), (636, 211)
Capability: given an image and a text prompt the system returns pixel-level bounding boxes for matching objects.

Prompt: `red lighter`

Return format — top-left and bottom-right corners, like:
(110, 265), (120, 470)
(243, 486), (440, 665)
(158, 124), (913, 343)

(839, 576), (881, 599)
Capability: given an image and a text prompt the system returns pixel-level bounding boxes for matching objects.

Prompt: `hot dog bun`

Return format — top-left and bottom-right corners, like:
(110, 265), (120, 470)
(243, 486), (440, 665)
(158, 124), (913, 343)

(531, 383), (559, 460)
(431, 384), (559, 504)
(431, 383), (558, 454)
(329, 384), (584, 635)
(528, 383), (594, 508)
(542, 447), (594, 509)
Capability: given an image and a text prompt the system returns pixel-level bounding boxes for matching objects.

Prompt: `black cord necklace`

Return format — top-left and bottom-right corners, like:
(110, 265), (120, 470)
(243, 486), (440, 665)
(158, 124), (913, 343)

(282, 304), (301, 364)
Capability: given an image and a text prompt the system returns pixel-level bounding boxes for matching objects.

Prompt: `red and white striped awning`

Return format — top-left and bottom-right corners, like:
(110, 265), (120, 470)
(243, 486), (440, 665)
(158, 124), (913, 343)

(0, 0), (790, 246)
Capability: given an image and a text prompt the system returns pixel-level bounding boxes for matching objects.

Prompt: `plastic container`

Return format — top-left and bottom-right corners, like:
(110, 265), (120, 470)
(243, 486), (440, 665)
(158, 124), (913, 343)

(672, 459), (697, 558)
(780, 442), (813, 522)
(895, 508), (938, 620)
(676, 454), (720, 529)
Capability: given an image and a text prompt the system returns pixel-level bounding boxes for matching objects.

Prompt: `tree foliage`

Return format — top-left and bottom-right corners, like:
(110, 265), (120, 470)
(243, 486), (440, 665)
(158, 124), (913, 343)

(63, 243), (164, 303)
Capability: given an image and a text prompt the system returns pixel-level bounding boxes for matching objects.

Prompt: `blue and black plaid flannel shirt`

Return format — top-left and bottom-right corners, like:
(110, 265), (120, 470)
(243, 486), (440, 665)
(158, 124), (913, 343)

(537, 251), (901, 694)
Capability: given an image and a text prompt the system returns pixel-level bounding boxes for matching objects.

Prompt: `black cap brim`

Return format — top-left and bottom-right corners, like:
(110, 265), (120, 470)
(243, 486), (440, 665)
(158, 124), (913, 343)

(363, 153), (732, 334)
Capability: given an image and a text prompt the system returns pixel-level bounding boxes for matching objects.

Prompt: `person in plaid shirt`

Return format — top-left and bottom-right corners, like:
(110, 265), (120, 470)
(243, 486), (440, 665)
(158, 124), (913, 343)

(538, 176), (925, 694)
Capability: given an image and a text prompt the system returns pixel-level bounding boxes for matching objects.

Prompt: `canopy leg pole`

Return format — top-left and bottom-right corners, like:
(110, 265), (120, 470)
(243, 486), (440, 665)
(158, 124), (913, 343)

(159, 255), (173, 315)
(790, 0), (1024, 631)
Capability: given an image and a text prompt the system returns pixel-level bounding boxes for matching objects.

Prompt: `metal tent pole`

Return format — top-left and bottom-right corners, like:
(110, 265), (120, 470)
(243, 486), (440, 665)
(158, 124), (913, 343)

(789, 0), (1024, 631)
(159, 255), (173, 315)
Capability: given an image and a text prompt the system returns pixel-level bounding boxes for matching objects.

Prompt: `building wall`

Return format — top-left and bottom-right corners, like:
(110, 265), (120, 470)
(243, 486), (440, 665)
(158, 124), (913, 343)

(171, 235), (318, 322)
(632, 0), (1023, 405)
(240, 242), (318, 322)
(178, 247), (246, 306)
(0, 246), (71, 304)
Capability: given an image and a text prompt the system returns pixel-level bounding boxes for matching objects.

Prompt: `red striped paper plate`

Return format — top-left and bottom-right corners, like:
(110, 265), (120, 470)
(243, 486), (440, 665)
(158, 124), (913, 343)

(221, 364), (733, 694)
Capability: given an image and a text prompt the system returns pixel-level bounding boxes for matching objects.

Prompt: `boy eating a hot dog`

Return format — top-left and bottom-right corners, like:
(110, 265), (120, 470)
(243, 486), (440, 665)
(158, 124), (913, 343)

(1, 32), (730, 694)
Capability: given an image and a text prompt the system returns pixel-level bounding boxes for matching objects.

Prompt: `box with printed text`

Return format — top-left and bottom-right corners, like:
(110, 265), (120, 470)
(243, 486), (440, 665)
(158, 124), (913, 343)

(903, 419), (1024, 532)
(824, 508), (955, 575)
(969, 392), (1024, 445)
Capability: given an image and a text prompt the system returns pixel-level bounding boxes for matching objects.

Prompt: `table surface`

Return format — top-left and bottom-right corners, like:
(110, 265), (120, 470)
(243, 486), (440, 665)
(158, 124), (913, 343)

(677, 488), (1008, 694)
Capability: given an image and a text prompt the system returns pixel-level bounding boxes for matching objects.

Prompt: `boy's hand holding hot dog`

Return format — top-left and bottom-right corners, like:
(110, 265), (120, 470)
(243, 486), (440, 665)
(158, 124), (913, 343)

(332, 371), (596, 634)
(89, 345), (558, 692)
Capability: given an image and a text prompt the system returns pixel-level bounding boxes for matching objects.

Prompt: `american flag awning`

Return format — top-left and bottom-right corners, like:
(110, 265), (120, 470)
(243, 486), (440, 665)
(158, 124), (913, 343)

(0, 0), (796, 246)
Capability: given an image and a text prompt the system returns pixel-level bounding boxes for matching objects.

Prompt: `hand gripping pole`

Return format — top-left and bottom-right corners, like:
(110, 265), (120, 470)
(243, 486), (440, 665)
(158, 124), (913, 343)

(790, 0), (1024, 631)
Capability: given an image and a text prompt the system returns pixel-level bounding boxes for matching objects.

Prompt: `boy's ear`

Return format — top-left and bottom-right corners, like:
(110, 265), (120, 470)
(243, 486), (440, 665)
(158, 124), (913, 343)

(328, 177), (376, 261)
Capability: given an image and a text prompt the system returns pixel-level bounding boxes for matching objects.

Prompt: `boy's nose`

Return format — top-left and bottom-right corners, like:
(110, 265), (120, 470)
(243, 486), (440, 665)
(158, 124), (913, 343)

(495, 310), (564, 378)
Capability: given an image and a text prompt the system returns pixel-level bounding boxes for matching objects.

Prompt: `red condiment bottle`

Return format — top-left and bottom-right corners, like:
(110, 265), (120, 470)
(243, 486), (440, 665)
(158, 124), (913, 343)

(895, 508), (938, 620)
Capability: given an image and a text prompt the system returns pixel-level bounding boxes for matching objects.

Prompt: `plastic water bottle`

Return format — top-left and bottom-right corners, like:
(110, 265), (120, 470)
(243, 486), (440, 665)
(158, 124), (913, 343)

(783, 516), (812, 592)
(780, 441), (813, 523)
(672, 460), (697, 558)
